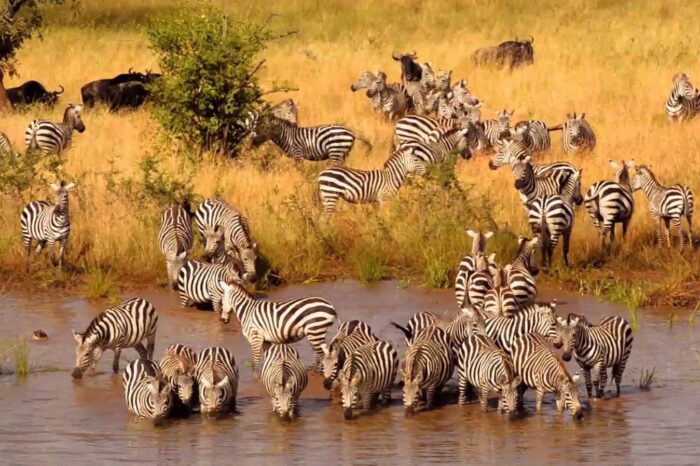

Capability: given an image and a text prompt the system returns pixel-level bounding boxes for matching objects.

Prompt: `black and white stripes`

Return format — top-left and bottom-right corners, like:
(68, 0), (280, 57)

(261, 344), (308, 421)
(561, 113), (596, 153)
(158, 203), (194, 289)
(25, 103), (86, 155)
(194, 346), (239, 415)
(159, 344), (198, 409)
(0, 132), (11, 154)
(665, 72), (700, 122)
(321, 320), (377, 390)
(122, 359), (173, 424)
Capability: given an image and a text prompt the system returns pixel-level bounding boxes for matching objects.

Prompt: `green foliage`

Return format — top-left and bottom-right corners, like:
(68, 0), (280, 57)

(113, 153), (195, 207)
(146, 2), (273, 155)
(0, 150), (65, 199)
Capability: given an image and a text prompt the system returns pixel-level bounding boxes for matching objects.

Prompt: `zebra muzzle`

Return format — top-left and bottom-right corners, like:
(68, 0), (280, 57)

(71, 367), (83, 379)
(323, 378), (333, 390)
(404, 406), (415, 417)
(343, 408), (354, 420)
(281, 412), (292, 422)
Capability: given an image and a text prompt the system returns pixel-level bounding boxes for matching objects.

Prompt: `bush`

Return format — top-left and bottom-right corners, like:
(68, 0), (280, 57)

(146, 2), (273, 155)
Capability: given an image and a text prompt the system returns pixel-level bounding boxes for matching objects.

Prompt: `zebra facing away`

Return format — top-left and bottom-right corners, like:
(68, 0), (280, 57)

(317, 149), (426, 213)
(666, 72), (700, 122)
(465, 252), (498, 308)
(561, 113), (596, 153)
(158, 202), (194, 289)
(71, 298), (158, 379)
(220, 281), (338, 374)
(159, 344), (198, 410)
(175, 255), (241, 314)
(584, 160), (635, 252)
(21, 181), (76, 272)
(339, 340), (398, 420)
(25, 103), (86, 155)
(483, 267), (519, 319)
(261, 344), (308, 421)
(122, 359), (173, 425)
(512, 120), (558, 152)
(506, 236), (539, 305)
(0, 131), (11, 154)
(321, 320), (377, 391)
(194, 347), (239, 415)
(511, 332), (583, 419)
(631, 165), (694, 250)
(555, 313), (633, 398)
(454, 229), (496, 308)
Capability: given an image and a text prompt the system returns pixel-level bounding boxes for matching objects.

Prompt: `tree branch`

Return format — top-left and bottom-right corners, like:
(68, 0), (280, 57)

(260, 86), (299, 96)
(4, 0), (32, 23)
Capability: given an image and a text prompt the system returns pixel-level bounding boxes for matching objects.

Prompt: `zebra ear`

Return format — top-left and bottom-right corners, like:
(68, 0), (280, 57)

(146, 380), (160, 396)
(321, 343), (329, 356)
(483, 231), (494, 239)
(466, 229), (476, 238)
(511, 375), (522, 387)
(64, 182), (76, 190)
(50, 183), (60, 190)
(524, 155), (532, 163)
(609, 160), (619, 171)
(177, 250), (187, 260)
(252, 242), (259, 253)
(487, 253), (496, 263)
(626, 159), (635, 168)
(572, 373), (581, 384)
(580, 113), (586, 119)
(215, 376), (229, 389)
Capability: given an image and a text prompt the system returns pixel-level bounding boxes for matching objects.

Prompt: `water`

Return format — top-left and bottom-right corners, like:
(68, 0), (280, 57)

(1, 281), (699, 465)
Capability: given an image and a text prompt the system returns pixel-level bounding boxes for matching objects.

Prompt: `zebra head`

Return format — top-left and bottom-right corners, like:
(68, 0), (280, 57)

(498, 374), (522, 414)
(370, 70), (389, 95)
(71, 330), (97, 379)
(568, 168), (584, 206)
(64, 104), (86, 133)
(462, 100), (482, 123)
(465, 229), (494, 255)
(219, 280), (249, 324)
(320, 342), (342, 390)
(534, 301), (561, 347)
(419, 62), (435, 89)
(512, 156), (534, 190)
(236, 242), (259, 282)
(672, 72), (698, 100)
(401, 367), (424, 416)
(609, 159), (635, 187)
(166, 250), (187, 290)
(250, 113), (283, 147)
(557, 373), (583, 419)
(173, 372), (196, 407)
(496, 109), (514, 132)
(564, 112), (589, 140)
(198, 374), (231, 415)
(516, 235), (540, 276)
(338, 362), (362, 420)
(629, 165), (651, 192)
(270, 99), (298, 126)
(489, 139), (523, 170)
(350, 70), (376, 93)
(511, 121), (531, 145)
(554, 314), (581, 361)
(49, 181), (76, 213)
(435, 69), (452, 92)
(145, 377), (174, 425)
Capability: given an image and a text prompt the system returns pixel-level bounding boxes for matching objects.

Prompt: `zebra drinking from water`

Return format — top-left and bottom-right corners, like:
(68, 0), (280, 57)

(194, 347), (239, 415)
(484, 301), (560, 354)
(158, 202), (194, 289)
(24, 103), (86, 155)
(506, 236), (539, 305)
(665, 72), (700, 122)
(122, 359), (173, 424)
(561, 113), (596, 153)
(261, 344), (308, 421)
(159, 344), (198, 411)
(321, 320), (377, 391)
(71, 298), (158, 379)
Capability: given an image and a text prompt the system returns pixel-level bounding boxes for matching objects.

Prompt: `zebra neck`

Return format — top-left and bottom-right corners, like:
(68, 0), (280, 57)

(384, 158), (410, 189)
(231, 291), (254, 320)
(574, 324), (592, 352)
(640, 176), (664, 203)
(273, 123), (294, 152)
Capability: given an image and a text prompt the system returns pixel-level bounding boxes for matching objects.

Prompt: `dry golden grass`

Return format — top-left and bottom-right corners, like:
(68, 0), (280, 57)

(1, 0), (700, 306)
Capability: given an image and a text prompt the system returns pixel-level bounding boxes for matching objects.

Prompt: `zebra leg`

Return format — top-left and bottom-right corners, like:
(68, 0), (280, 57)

(249, 337), (263, 378)
(596, 363), (608, 398)
(517, 383), (527, 410)
(306, 331), (328, 371)
(134, 343), (148, 360)
(321, 193), (339, 214)
(686, 212), (693, 245)
(425, 386), (437, 410)
(535, 388), (545, 412)
(562, 228), (572, 267)
(362, 392), (373, 411)
(622, 217), (631, 240)
(146, 334), (155, 360)
(673, 217), (684, 251)
(479, 387), (490, 412)
(583, 367), (593, 397)
(555, 392), (563, 411)
(663, 218), (672, 247)
(381, 387), (391, 405)
(458, 376), (469, 405)
(112, 348), (122, 373)
(57, 237), (68, 270)
(612, 362), (627, 397)
(24, 237), (33, 273)
(653, 214), (663, 247)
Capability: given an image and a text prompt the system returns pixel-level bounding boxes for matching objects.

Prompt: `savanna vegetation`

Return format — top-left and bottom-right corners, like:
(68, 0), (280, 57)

(0, 0), (699, 310)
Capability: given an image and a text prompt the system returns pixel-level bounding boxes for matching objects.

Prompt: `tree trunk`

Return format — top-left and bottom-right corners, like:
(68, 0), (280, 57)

(0, 71), (13, 112)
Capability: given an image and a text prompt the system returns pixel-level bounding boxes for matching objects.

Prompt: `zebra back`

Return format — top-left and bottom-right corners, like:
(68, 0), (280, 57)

(484, 302), (559, 353)
(195, 346), (239, 414)
(321, 321), (378, 389)
(122, 359), (173, 423)
(261, 343), (308, 420)
(401, 329), (454, 414)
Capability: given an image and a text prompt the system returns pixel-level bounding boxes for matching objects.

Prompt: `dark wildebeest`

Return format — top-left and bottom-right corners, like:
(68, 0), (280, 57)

(106, 81), (148, 112)
(472, 37), (535, 70)
(392, 51), (422, 82)
(80, 68), (159, 108)
(6, 81), (64, 107)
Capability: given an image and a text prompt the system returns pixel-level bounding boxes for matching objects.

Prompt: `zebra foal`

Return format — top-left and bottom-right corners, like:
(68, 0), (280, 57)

(261, 344), (308, 421)
(159, 344), (198, 410)
(666, 72), (700, 121)
(122, 359), (173, 424)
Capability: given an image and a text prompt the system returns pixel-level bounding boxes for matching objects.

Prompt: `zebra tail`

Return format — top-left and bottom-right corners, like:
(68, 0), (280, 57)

(27, 124), (40, 153)
(389, 321), (412, 340)
(547, 124), (564, 132)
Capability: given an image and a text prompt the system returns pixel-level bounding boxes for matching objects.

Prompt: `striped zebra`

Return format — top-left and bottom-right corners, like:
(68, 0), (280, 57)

(368, 71), (408, 120)
(424, 69), (452, 115)
(457, 334), (520, 413)
(513, 155), (582, 208)
(339, 340), (398, 420)
(526, 168), (583, 268)
(584, 160), (635, 252)
(220, 281), (338, 373)
(631, 165), (694, 250)
(512, 120), (559, 152)
(0, 131), (11, 154)
(24, 103), (86, 155)
(390, 310), (485, 354)
(71, 298), (158, 379)
(401, 326), (455, 415)
(396, 126), (472, 165)
(483, 109), (513, 148)
(321, 320), (377, 391)
(665, 72), (700, 122)
(194, 347), (239, 415)
(159, 344), (198, 410)
(555, 313), (633, 398)
(390, 312), (438, 346)
(317, 149), (426, 213)
(511, 332), (583, 419)
(561, 113), (596, 153)
(270, 98), (298, 126)
(158, 202), (194, 289)
(466, 252), (497, 308)
(261, 344), (308, 421)
(506, 236), (539, 305)
(393, 114), (455, 146)
(176, 257), (241, 315)
(484, 301), (560, 354)
(122, 359), (173, 424)
(483, 267), (519, 318)
(21, 181), (76, 272)
(489, 140), (577, 181)
(454, 229), (496, 308)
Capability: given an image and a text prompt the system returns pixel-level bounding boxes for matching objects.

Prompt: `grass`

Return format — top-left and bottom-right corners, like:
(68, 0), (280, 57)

(639, 367), (656, 391)
(82, 263), (119, 303)
(0, 0), (700, 306)
(0, 338), (30, 376)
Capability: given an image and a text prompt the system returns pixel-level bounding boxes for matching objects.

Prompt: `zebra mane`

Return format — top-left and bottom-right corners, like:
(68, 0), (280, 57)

(635, 165), (661, 186)
(407, 344), (426, 380)
(81, 311), (110, 343)
(229, 280), (256, 299)
(568, 312), (590, 327)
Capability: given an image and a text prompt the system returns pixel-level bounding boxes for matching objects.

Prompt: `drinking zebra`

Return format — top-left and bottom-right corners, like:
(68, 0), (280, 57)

(506, 236), (539, 305)
(368, 71), (408, 120)
(219, 281), (338, 374)
(176, 256), (241, 315)
(321, 320), (377, 391)
(122, 359), (173, 424)
(513, 156), (581, 208)
(159, 344), (198, 410)
(390, 312), (438, 346)
(21, 181), (76, 272)
(512, 120), (559, 152)
(261, 344), (308, 421)
(665, 72), (700, 122)
(561, 113), (596, 153)
(194, 347), (239, 415)
(318, 149), (426, 213)
(584, 160), (635, 252)
(396, 126), (472, 165)
(483, 267), (519, 318)
(631, 165), (694, 250)
(454, 229), (496, 308)
(71, 298), (158, 379)
(484, 301), (560, 353)
(339, 340), (398, 420)
(457, 334), (520, 413)
(511, 332), (583, 419)
(483, 109), (513, 147)
(24, 103), (86, 155)
(0, 131), (11, 154)
(158, 202), (194, 289)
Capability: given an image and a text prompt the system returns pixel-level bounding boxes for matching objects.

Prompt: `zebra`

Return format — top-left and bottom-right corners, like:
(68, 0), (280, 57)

(368, 71), (408, 120)
(158, 202), (194, 289)
(665, 72), (700, 122)
(483, 267), (519, 318)
(194, 347), (239, 415)
(250, 114), (369, 165)
(457, 334), (520, 413)
(71, 298), (158, 379)
(0, 131), (11, 154)
(396, 126), (472, 165)
(339, 340), (398, 420)
(393, 114), (456, 146)
(219, 280), (338, 374)
(526, 168), (583, 268)
(484, 301), (560, 354)
(261, 344), (308, 421)
(270, 98), (299, 126)
(511, 120), (559, 152)
(390, 309), (485, 355)
(159, 344), (198, 410)
(506, 236), (539, 305)
(21, 181), (76, 272)
(511, 332), (583, 419)
(512, 155), (582, 208)
(424, 69), (452, 115)
(631, 165), (694, 250)
(390, 312), (439, 346)
(561, 113), (596, 153)
(317, 149), (426, 213)
(321, 320), (377, 391)
(555, 313), (633, 398)
(24, 103), (86, 155)
(482, 109), (513, 148)
(488, 139), (576, 179)
(454, 229), (496, 308)
(175, 256), (241, 315)
(122, 359), (173, 424)
(584, 160), (635, 252)
(466, 252), (497, 308)
(401, 326), (454, 415)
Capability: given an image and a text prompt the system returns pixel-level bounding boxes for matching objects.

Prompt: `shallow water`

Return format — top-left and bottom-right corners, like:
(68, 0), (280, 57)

(1, 281), (699, 465)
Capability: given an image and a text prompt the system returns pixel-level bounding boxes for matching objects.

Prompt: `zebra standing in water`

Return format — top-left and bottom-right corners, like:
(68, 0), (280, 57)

(21, 181), (76, 272)
(665, 72), (700, 121)
(454, 229), (497, 308)
(483, 267), (519, 318)
(396, 127), (473, 165)
(261, 344), (308, 421)
(631, 165), (694, 250)
(555, 313), (633, 398)
(511, 332), (583, 419)
(71, 298), (158, 379)
(158, 202), (194, 289)
(466, 252), (498, 309)
(321, 320), (377, 391)
(584, 160), (635, 252)
(339, 340), (398, 420)
(219, 281), (338, 374)
(390, 310), (485, 355)
(122, 359), (173, 424)
(176, 254), (241, 314)
(561, 113), (596, 153)
(0, 132), (11, 154)
(318, 149), (426, 213)
(25, 103), (86, 155)
(195, 347), (239, 415)
(484, 301), (560, 354)
(511, 120), (559, 152)
(159, 344), (198, 410)
(368, 71), (408, 120)
(506, 236), (539, 305)
(482, 109), (513, 147)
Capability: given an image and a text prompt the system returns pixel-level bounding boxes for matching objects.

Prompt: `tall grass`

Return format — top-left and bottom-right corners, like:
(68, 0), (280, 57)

(0, 338), (30, 376)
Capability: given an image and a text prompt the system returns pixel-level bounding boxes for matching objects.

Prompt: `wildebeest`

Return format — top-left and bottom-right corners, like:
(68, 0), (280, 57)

(81, 68), (161, 109)
(392, 51), (422, 82)
(6, 81), (64, 108)
(472, 37), (535, 70)
(106, 81), (149, 112)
